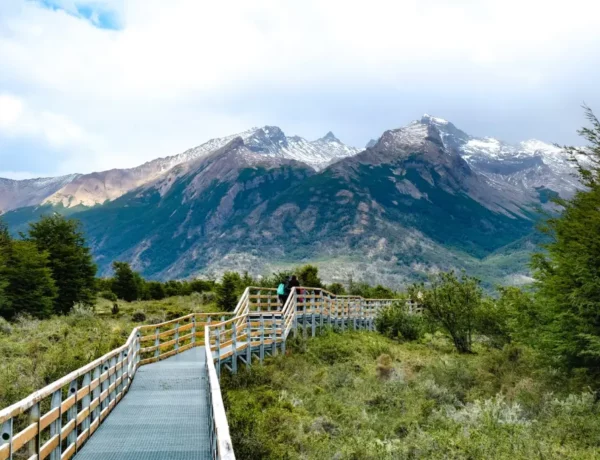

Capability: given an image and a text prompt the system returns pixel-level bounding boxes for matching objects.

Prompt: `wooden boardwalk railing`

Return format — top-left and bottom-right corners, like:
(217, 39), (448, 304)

(0, 286), (412, 460)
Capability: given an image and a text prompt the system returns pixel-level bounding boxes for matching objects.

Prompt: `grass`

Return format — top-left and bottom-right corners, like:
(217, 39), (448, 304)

(222, 330), (600, 460)
(0, 292), (221, 409)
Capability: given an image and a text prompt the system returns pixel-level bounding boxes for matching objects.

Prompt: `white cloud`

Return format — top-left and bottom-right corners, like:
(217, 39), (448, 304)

(1, 0), (599, 177)
(0, 93), (88, 147)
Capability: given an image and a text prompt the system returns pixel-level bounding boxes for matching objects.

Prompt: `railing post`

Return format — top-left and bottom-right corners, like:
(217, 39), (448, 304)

(271, 319), (277, 356)
(191, 316), (196, 346)
(259, 316), (265, 364)
(49, 389), (62, 460)
(320, 299), (324, 333)
(175, 321), (180, 353)
(246, 316), (252, 368)
(1, 417), (13, 460)
(67, 379), (78, 448)
(27, 402), (40, 457)
(135, 332), (141, 369)
(302, 295), (307, 338)
(116, 352), (124, 397)
(154, 327), (160, 359)
(81, 371), (92, 443)
(214, 327), (221, 379)
(328, 293), (332, 328)
(280, 315), (286, 355)
(231, 323), (238, 374)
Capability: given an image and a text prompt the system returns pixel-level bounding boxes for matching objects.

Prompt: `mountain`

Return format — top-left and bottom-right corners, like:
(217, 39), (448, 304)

(418, 114), (582, 199)
(1, 126), (357, 213)
(77, 138), (316, 278)
(2, 115), (576, 287)
(0, 174), (80, 214)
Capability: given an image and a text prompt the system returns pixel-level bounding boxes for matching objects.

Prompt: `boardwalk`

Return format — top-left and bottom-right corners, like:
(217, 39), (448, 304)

(75, 347), (211, 460)
(0, 287), (403, 460)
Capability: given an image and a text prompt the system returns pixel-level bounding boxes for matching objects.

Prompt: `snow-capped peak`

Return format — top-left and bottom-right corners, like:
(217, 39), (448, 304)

(422, 113), (449, 125)
(518, 139), (563, 156)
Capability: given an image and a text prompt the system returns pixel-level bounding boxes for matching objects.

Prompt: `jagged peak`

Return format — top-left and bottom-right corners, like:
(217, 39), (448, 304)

(320, 131), (340, 143)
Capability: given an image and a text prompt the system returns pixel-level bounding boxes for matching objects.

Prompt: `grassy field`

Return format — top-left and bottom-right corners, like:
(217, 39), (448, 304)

(0, 292), (222, 409)
(222, 330), (600, 460)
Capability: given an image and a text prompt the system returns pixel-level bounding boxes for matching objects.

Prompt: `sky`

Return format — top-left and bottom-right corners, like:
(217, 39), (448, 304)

(0, 0), (599, 179)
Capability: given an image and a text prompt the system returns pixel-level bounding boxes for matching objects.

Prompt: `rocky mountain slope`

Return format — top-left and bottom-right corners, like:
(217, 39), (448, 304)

(0, 174), (80, 213)
(0, 127), (357, 213)
(2, 115), (577, 287)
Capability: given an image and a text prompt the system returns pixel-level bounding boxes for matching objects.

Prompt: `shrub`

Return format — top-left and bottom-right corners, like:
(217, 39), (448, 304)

(165, 309), (186, 321)
(376, 354), (394, 381)
(99, 291), (118, 302)
(131, 311), (146, 322)
(376, 302), (425, 341)
(200, 291), (216, 304)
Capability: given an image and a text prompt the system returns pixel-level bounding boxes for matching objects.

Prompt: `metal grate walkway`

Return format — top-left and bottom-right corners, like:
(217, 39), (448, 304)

(74, 347), (211, 460)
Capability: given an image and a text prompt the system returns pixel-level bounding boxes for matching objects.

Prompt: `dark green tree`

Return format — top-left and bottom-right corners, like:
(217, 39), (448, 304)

(111, 262), (140, 302)
(410, 271), (483, 353)
(147, 281), (166, 300)
(327, 282), (347, 295)
(1, 240), (57, 319)
(217, 272), (240, 312)
(27, 215), (96, 314)
(297, 265), (322, 288)
(531, 106), (600, 370)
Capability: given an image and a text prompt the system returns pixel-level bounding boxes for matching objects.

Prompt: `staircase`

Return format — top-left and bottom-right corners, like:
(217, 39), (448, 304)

(0, 287), (406, 460)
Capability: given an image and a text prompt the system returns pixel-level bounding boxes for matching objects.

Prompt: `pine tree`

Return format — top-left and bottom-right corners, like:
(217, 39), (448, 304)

(1, 240), (57, 319)
(217, 272), (239, 312)
(111, 262), (141, 302)
(532, 106), (600, 370)
(27, 215), (96, 314)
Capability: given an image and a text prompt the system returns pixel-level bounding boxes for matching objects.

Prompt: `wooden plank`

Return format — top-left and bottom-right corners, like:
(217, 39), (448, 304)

(60, 395), (75, 413)
(89, 418), (99, 435)
(76, 430), (88, 449)
(158, 338), (177, 350)
(138, 357), (158, 366)
(178, 322), (194, 333)
(39, 434), (59, 460)
(89, 397), (99, 412)
(11, 422), (38, 452)
(60, 442), (75, 460)
(76, 385), (90, 400)
(39, 407), (59, 431)
(60, 419), (75, 439)
(0, 444), (9, 460)
(76, 407), (89, 425)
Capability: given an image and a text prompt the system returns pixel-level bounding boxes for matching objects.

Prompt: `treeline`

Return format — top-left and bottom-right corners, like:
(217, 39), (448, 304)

(379, 107), (600, 378)
(98, 261), (398, 313)
(96, 261), (216, 302)
(0, 215), (96, 320)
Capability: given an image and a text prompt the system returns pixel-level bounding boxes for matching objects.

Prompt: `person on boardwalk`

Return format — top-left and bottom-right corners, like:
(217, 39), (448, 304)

(283, 275), (300, 306)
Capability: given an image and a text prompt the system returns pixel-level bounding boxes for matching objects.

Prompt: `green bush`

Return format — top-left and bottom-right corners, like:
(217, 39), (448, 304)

(99, 290), (118, 302)
(131, 311), (146, 322)
(376, 302), (425, 341)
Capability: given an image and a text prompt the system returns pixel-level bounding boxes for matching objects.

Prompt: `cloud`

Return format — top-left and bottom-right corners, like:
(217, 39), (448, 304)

(1, 0), (599, 178)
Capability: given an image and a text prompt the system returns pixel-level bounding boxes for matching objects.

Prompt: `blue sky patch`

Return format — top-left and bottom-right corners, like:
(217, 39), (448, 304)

(34, 0), (122, 30)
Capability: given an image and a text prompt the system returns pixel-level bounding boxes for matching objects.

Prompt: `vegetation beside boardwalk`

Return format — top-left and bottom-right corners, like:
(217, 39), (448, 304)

(223, 331), (600, 460)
